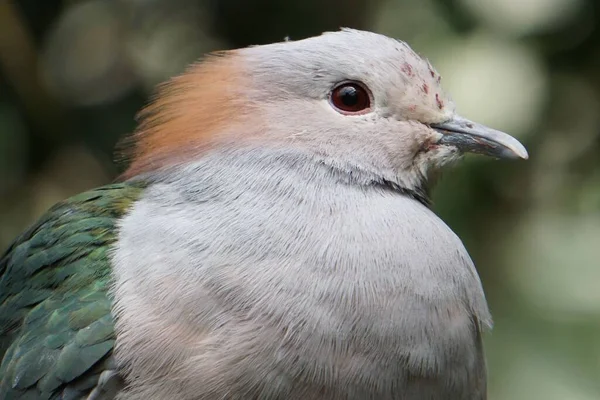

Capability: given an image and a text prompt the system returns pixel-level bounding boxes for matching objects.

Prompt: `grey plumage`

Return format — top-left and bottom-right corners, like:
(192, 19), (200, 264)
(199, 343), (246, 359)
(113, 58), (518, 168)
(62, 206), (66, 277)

(110, 28), (526, 399)
(1, 28), (527, 400)
(111, 147), (491, 399)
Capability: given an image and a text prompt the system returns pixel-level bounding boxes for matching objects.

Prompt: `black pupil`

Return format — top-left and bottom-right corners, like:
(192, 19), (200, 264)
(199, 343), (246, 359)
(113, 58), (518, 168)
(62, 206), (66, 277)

(339, 86), (359, 106)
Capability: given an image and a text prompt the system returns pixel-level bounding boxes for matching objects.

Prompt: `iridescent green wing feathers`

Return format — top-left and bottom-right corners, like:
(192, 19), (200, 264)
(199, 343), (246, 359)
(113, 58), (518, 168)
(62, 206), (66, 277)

(0, 182), (146, 399)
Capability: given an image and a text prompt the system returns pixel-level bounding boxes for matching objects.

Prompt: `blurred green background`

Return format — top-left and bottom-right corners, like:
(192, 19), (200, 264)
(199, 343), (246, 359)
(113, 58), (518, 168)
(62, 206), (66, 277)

(0, 0), (598, 398)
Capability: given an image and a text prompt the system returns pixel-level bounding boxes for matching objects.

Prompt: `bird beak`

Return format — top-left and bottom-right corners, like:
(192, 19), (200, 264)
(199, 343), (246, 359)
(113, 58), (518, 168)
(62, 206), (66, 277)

(431, 115), (529, 160)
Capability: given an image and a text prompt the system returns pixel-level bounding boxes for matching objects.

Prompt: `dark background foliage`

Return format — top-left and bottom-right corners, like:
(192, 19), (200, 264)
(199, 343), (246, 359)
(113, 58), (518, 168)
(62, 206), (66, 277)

(1, 0), (599, 398)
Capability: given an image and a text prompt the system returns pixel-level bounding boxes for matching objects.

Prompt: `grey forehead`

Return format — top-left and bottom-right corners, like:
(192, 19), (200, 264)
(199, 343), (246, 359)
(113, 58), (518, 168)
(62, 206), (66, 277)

(242, 29), (431, 99)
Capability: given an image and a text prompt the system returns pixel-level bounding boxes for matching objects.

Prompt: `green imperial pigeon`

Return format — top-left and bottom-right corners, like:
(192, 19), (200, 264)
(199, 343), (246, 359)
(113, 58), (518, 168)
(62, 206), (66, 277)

(0, 29), (528, 399)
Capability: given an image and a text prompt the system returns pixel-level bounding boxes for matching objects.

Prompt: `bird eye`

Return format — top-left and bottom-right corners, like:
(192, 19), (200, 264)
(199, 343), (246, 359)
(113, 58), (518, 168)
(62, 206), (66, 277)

(329, 82), (371, 114)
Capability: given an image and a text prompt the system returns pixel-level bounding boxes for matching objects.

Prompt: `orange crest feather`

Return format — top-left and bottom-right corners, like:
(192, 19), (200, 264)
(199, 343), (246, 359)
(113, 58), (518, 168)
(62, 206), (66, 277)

(120, 52), (246, 180)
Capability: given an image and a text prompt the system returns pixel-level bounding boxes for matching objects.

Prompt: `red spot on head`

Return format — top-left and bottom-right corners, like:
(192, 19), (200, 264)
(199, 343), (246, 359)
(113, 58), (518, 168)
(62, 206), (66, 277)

(408, 104), (417, 112)
(422, 83), (429, 94)
(402, 62), (413, 76)
(435, 93), (444, 109)
(430, 69), (435, 78)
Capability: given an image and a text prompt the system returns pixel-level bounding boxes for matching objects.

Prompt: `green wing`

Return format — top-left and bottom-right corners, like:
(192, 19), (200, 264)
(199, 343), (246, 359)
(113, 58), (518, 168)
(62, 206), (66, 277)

(0, 182), (146, 399)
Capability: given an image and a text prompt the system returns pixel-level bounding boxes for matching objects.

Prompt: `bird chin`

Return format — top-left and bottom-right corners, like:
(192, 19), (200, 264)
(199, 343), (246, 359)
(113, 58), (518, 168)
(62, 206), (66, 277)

(408, 144), (463, 196)
(418, 144), (464, 170)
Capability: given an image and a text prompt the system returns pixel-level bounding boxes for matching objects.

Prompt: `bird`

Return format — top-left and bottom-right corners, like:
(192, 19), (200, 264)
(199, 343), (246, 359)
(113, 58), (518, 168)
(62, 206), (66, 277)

(0, 28), (528, 400)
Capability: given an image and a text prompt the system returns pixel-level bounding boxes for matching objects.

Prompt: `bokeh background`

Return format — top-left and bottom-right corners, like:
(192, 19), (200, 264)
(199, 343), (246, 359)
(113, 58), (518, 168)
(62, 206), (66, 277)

(0, 0), (598, 398)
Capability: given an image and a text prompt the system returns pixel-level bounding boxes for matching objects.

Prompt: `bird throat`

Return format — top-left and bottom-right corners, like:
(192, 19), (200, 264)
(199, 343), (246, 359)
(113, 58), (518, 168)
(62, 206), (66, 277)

(376, 178), (431, 208)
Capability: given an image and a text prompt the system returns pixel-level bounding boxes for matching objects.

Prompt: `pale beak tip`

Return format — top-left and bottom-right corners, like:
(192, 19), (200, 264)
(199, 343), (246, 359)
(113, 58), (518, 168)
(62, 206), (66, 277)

(519, 149), (529, 160)
(507, 143), (529, 160)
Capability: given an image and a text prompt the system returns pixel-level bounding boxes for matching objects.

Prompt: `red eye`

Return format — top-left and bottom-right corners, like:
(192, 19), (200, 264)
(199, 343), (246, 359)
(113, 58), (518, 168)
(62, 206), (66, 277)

(329, 82), (371, 114)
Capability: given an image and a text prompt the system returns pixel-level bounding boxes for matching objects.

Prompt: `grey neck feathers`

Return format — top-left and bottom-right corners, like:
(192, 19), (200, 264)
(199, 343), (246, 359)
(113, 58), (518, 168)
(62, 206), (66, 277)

(113, 143), (490, 399)
(137, 145), (431, 206)
(373, 178), (430, 208)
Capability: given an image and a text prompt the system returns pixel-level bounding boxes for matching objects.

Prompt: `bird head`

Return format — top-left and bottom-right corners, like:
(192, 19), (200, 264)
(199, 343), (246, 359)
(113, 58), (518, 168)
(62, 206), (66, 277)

(122, 29), (527, 197)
